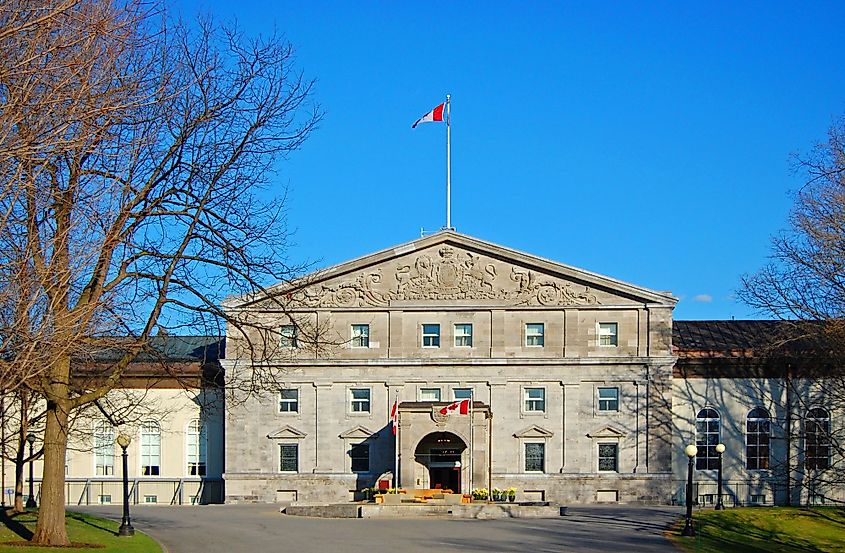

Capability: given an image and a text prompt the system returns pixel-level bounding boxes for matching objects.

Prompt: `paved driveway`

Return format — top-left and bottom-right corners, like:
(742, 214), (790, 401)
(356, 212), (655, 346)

(75, 504), (682, 553)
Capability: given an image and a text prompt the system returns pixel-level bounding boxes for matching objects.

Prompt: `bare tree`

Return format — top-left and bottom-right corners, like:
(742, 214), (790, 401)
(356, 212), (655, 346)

(0, 0), (320, 544)
(740, 114), (845, 503)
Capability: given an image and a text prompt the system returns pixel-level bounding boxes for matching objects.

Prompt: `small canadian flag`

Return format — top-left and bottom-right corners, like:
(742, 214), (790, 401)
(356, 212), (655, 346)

(439, 398), (471, 416)
(412, 102), (446, 128)
(390, 398), (399, 435)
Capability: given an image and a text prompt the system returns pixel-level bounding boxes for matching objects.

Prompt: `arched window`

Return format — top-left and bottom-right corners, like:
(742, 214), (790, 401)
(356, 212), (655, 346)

(805, 408), (831, 470)
(141, 421), (161, 475)
(187, 419), (207, 476)
(746, 408), (770, 470)
(695, 408), (721, 470)
(94, 421), (114, 476)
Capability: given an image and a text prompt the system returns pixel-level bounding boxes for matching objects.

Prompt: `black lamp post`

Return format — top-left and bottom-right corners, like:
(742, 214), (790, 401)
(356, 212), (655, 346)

(117, 433), (134, 537)
(682, 444), (697, 537)
(715, 443), (726, 510)
(25, 432), (36, 509)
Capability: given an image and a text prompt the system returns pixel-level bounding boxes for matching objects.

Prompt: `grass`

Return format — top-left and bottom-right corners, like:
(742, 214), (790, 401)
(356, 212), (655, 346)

(669, 507), (845, 553)
(0, 509), (161, 552)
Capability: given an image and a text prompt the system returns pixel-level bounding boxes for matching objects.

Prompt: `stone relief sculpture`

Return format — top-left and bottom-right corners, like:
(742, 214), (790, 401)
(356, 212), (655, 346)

(287, 245), (599, 307)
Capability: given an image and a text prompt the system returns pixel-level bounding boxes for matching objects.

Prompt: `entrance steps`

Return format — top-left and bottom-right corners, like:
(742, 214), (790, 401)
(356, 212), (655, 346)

(283, 503), (566, 519)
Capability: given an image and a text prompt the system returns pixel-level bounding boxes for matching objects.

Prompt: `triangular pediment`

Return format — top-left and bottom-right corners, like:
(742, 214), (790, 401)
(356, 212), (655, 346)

(267, 425), (307, 440)
(226, 231), (676, 310)
(587, 425), (627, 439)
(514, 425), (554, 439)
(339, 425), (377, 439)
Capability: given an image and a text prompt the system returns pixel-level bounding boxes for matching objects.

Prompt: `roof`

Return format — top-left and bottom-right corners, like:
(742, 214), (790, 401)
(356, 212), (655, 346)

(673, 320), (825, 358)
(85, 336), (225, 363)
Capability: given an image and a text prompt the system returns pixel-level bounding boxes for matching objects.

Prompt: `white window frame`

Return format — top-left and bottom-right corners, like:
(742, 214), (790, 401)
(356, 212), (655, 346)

(279, 443), (299, 473)
(93, 422), (115, 476)
(746, 407), (771, 471)
(695, 408), (721, 470)
(454, 323), (473, 347)
(422, 324), (440, 348)
(279, 388), (299, 413)
(349, 388), (371, 414)
(280, 324), (298, 348)
(523, 387), (546, 413)
(525, 323), (545, 347)
(351, 324), (370, 348)
(140, 421), (161, 476)
(186, 419), (208, 477)
(419, 387), (441, 402)
(453, 387), (473, 400)
(598, 322), (618, 347)
(524, 442), (546, 473)
(597, 387), (619, 412)
(597, 443), (619, 472)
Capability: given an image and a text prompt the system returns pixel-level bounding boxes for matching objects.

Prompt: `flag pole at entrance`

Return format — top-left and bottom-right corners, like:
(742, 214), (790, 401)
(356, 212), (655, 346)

(468, 395), (473, 493)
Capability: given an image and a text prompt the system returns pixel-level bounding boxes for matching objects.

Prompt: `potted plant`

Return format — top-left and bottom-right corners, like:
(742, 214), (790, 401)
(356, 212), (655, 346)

(471, 488), (489, 501)
(507, 487), (517, 502)
(383, 488), (402, 505)
(491, 488), (502, 502)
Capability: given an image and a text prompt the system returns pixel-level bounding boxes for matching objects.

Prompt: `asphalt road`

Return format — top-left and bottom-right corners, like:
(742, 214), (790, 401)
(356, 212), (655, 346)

(75, 504), (683, 553)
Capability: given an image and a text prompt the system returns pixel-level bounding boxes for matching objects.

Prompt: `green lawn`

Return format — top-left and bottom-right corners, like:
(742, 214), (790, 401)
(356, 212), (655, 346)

(670, 507), (845, 553)
(0, 509), (161, 552)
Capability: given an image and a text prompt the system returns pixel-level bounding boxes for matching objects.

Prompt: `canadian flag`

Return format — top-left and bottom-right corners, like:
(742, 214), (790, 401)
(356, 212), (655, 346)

(439, 398), (471, 416)
(390, 398), (399, 435)
(412, 102), (446, 128)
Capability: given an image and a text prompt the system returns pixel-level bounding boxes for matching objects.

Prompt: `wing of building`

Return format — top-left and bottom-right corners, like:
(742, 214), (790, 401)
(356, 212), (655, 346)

(18, 231), (841, 507)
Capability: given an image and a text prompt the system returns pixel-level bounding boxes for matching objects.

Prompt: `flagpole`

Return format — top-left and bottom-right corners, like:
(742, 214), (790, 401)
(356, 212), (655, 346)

(446, 94), (451, 230)
(469, 396), (474, 494)
(394, 392), (399, 489)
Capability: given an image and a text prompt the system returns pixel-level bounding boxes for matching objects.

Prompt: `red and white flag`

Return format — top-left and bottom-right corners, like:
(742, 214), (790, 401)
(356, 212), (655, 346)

(412, 102), (446, 128)
(439, 398), (471, 416)
(390, 398), (399, 435)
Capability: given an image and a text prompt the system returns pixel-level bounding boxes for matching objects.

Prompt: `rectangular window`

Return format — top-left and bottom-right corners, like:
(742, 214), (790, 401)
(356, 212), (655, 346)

(453, 388), (473, 400)
(526, 323), (545, 347)
(280, 324), (298, 348)
(420, 388), (441, 402)
(598, 387), (619, 412)
(454, 324), (473, 347)
(279, 389), (299, 413)
(599, 323), (618, 347)
(524, 387), (545, 412)
(598, 444), (619, 472)
(140, 422), (161, 476)
(350, 388), (371, 413)
(99, 495), (112, 505)
(94, 424), (114, 476)
(280, 444), (298, 472)
(422, 324), (440, 347)
(144, 495), (158, 504)
(525, 443), (545, 472)
(351, 444), (369, 473)
(351, 324), (370, 348)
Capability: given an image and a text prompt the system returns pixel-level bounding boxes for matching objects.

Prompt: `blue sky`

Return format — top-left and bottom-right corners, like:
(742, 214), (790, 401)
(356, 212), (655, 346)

(173, 1), (845, 320)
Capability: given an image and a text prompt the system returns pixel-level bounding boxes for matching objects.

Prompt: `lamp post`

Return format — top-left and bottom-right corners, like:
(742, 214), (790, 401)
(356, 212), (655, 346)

(715, 443), (726, 510)
(25, 432), (36, 509)
(116, 433), (134, 537)
(682, 444), (697, 537)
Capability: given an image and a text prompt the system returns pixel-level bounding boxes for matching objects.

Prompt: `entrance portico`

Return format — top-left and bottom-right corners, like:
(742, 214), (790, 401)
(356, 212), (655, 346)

(396, 402), (490, 494)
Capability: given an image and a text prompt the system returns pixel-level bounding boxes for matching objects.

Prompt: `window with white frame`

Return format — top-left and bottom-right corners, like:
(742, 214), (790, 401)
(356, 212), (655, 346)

(280, 443), (298, 472)
(598, 387), (619, 412)
(94, 422), (114, 476)
(419, 388), (441, 402)
(453, 388), (473, 400)
(525, 323), (544, 347)
(805, 407), (831, 470)
(350, 388), (371, 413)
(187, 419), (207, 476)
(598, 443), (618, 472)
(350, 443), (369, 472)
(279, 388), (299, 413)
(695, 408), (721, 470)
(280, 324), (298, 348)
(746, 408), (770, 470)
(351, 324), (370, 348)
(598, 322), (618, 347)
(524, 387), (546, 412)
(422, 324), (440, 347)
(525, 442), (545, 472)
(454, 323), (473, 347)
(140, 421), (161, 476)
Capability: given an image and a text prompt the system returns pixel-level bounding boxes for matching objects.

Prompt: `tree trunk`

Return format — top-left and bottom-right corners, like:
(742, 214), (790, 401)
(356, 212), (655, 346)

(31, 400), (70, 546)
(13, 391), (30, 513)
(13, 454), (24, 513)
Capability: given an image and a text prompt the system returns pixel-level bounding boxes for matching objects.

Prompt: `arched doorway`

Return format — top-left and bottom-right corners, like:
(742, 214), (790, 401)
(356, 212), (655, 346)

(414, 432), (466, 492)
